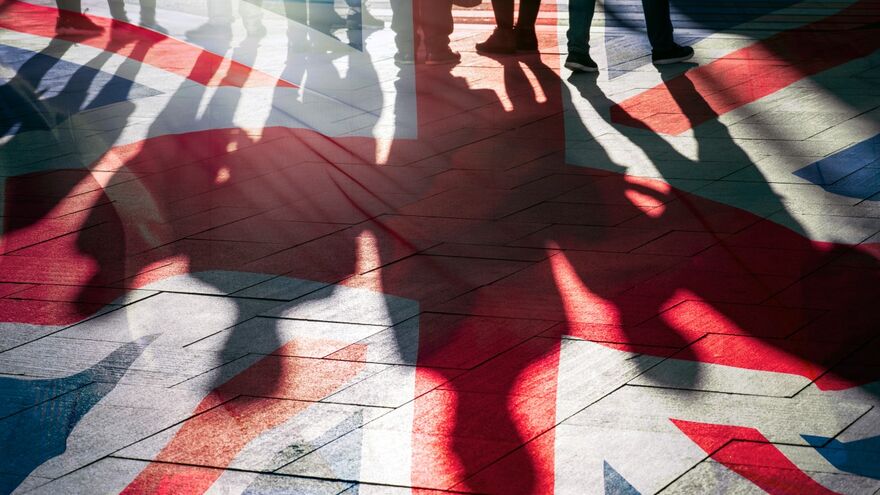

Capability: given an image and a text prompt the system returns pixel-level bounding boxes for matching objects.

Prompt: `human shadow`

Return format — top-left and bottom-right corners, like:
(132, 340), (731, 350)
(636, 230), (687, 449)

(0, 335), (155, 495)
(115, 10), (404, 492)
(1, 22), (158, 315)
(568, 69), (880, 393)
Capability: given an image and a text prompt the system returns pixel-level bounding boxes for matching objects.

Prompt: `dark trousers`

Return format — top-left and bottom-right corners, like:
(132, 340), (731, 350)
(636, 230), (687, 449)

(55, 0), (81, 13)
(567, 0), (675, 54)
(391, 0), (453, 55)
(489, 0), (541, 30)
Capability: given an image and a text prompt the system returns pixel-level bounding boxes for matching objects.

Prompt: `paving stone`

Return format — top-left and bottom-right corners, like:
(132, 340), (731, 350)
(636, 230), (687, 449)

(261, 283), (419, 327)
(187, 316), (385, 358)
(136, 270), (275, 295)
(563, 385), (869, 447)
(0, 336), (231, 388)
(56, 290), (280, 345)
(663, 460), (770, 494)
(24, 457), (351, 495)
(118, 400), (390, 472)
(18, 384), (217, 480)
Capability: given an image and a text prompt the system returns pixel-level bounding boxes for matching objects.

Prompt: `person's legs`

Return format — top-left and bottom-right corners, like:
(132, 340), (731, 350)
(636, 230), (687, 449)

(55, 0), (104, 34)
(477, 0), (516, 53)
(490, 0), (515, 29)
(564, 0), (598, 71)
(641, 0), (693, 64)
(390, 0), (417, 62)
(513, 0), (541, 51)
(516, 0), (541, 29)
(420, 0), (453, 54)
(641, 0), (674, 50)
(55, 0), (81, 12)
(421, 0), (457, 64)
(140, 0), (157, 24)
(566, 0), (597, 56)
(107, 0), (127, 21)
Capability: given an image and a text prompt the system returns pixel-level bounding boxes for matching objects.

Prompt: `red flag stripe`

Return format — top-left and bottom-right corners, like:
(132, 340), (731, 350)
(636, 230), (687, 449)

(0, 0), (295, 89)
(611, 0), (880, 135)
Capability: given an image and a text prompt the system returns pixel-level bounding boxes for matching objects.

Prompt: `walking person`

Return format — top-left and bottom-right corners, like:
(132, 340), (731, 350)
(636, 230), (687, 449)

(391, 0), (459, 65)
(344, 0), (384, 30)
(565, 0), (693, 72)
(107, 0), (167, 33)
(54, 0), (104, 36)
(475, 0), (542, 54)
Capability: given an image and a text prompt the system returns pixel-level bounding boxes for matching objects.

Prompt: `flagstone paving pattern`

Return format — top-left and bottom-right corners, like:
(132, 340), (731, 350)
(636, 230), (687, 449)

(1, 0), (880, 493)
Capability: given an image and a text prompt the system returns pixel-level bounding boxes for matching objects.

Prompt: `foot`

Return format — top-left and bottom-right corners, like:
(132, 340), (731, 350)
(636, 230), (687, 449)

(515, 27), (538, 52)
(476, 27), (516, 54)
(564, 52), (598, 73)
(55, 13), (105, 37)
(140, 21), (168, 35)
(651, 44), (694, 65)
(425, 48), (461, 66)
(185, 22), (232, 41)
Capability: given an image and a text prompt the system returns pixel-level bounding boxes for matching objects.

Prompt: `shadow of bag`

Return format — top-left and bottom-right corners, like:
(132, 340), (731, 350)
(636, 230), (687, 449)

(453, 0), (482, 7)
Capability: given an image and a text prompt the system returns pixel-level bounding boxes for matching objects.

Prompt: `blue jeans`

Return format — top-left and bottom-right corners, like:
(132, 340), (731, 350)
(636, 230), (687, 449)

(567, 0), (675, 55)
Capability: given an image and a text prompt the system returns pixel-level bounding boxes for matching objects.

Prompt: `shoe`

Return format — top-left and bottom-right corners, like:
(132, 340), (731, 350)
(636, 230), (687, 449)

(140, 21), (168, 35)
(394, 50), (415, 65)
(476, 27), (516, 54)
(564, 52), (598, 73)
(515, 27), (538, 52)
(185, 22), (232, 41)
(651, 44), (694, 65)
(55, 13), (105, 37)
(425, 48), (461, 66)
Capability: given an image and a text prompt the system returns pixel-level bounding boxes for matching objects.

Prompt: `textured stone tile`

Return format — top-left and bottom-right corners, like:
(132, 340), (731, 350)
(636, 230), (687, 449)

(24, 457), (350, 495)
(231, 276), (329, 300)
(137, 270), (275, 295)
(57, 290), (280, 345)
(663, 460), (767, 494)
(550, 423), (706, 494)
(118, 400), (389, 472)
(0, 337), (230, 388)
(563, 385), (868, 446)
(261, 284), (418, 327)
(0, 322), (62, 352)
(629, 356), (813, 397)
(19, 384), (215, 480)
(186, 316), (386, 359)
(329, 313), (554, 369)
(325, 364), (458, 409)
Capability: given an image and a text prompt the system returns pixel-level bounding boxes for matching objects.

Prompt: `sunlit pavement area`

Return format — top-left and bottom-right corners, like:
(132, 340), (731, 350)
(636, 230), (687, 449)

(2, 0), (880, 493)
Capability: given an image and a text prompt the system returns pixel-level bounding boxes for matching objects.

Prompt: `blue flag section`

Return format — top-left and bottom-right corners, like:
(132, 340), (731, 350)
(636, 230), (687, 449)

(0, 44), (160, 138)
(795, 134), (880, 199)
(604, 462), (641, 495)
(0, 337), (154, 495)
(804, 434), (880, 480)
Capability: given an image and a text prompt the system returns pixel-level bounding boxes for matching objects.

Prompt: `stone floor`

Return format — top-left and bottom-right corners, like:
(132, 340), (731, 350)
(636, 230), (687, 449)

(1, 0), (880, 493)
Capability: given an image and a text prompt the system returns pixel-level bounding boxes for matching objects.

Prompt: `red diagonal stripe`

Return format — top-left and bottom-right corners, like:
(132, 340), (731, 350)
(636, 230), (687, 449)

(121, 343), (367, 494)
(0, 0), (295, 89)
(672, 420), (841, 495)
(611, 0), (880, 134)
